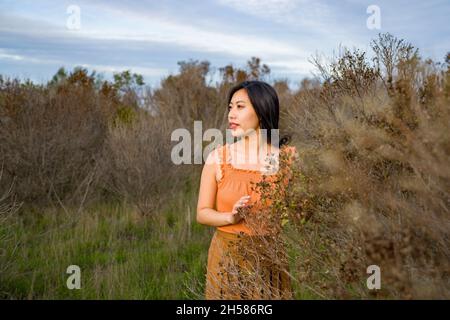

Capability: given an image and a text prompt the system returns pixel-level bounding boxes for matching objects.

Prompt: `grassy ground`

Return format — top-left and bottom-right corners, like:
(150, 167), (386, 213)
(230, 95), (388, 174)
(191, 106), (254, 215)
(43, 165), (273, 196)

(0, 187), (216, 299)
(0, 183), (320, 300)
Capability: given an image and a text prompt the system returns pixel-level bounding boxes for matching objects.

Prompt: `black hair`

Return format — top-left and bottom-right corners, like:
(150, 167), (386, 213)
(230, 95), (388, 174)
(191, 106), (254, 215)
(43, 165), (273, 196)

(227, 80), (291, 146)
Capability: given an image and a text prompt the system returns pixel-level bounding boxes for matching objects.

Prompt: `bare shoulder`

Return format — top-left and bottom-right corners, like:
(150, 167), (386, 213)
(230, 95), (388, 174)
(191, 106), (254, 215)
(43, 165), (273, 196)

(205, 145), (224, 165)
(205, 145), (227, 183)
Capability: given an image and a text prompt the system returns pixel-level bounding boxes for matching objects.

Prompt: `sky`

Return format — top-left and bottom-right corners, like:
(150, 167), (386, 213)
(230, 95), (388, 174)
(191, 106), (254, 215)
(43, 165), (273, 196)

(0, 0), (449, 89)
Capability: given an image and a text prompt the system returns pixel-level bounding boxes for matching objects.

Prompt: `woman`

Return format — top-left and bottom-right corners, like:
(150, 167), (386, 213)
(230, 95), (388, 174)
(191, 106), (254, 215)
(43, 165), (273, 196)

(196, 80), (297, 300)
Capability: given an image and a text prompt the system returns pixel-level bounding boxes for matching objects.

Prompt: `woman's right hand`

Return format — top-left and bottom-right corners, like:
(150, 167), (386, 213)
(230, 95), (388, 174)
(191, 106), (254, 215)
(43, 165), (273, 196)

(227, 195), (251, 225)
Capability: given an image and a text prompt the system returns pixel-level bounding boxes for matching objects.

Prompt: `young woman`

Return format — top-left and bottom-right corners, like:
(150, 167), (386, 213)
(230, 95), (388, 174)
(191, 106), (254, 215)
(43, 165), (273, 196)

(196, 80), (297, 300)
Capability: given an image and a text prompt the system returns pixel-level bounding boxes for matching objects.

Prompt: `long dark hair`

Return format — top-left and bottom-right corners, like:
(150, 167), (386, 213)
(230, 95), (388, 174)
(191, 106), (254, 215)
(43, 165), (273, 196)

(228, 80), (291, 146)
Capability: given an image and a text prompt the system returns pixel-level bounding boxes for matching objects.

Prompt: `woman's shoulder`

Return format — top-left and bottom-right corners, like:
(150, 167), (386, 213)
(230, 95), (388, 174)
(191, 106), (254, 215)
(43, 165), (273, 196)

(205, 143), (228, 165)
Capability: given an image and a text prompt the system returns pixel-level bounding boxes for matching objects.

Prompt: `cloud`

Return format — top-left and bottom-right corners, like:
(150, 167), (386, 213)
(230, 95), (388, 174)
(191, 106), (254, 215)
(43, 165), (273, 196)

(0, 49), (62, 64)
(0, 1), (351, 83)
(0, 51), (25, 61)
(0, 49), (168, 78)
(216, 0), (333, 30)
(217, 0), (300, 18)
(265, 58), (313, 75)
(1, 3), (311, 61)
(1, 0), (448, 85)
(73, 2), (309, 60)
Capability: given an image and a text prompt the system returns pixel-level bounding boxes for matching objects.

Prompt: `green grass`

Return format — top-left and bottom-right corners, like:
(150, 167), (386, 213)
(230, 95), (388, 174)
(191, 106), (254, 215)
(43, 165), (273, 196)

(0, 184), (318, 300)
(0, 195), (213, 299)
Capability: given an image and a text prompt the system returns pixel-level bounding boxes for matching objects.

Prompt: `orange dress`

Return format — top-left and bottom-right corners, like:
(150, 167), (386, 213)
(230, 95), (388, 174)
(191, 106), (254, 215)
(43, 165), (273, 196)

(205, 143), (297, 300)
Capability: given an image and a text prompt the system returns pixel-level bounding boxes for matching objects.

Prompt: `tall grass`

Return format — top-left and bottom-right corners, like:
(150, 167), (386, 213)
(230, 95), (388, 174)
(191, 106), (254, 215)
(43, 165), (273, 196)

(276, 34), (449, 299)
(0, 184), (211, 299)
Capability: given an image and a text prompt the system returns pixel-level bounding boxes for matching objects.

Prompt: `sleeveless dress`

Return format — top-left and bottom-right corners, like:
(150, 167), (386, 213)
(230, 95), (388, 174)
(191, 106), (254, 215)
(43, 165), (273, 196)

(205, 143), (296, 300)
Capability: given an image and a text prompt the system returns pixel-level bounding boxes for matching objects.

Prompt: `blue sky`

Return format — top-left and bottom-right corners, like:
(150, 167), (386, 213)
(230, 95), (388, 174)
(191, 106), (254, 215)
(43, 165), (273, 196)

(0, 0), (449, 88)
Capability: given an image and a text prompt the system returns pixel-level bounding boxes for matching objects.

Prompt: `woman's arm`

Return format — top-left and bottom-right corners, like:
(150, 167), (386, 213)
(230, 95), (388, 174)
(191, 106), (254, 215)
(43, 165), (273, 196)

(197, 147), (249, 227)
(196, 148), (233, 227)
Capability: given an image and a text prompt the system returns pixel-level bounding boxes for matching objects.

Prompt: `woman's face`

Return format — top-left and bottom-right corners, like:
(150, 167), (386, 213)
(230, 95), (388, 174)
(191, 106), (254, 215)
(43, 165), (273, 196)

(228, 88), (260, 138)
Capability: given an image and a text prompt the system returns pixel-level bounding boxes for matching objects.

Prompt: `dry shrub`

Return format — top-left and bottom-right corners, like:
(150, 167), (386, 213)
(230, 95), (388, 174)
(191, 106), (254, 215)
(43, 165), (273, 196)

(0, 70), (110, 207)
(0, 166), (23, 287)
(219, 33), (448, 300)
(99, 111), (183, 217)
(218, 147), (299, 299)
(0, 57), (278, 213)
(152, 60), (226, 130)
(279, 33), (450, 299)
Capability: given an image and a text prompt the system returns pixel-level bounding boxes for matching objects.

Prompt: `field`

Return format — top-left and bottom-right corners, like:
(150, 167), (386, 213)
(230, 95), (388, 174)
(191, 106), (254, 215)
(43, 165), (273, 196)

(1, 33), (449, 299)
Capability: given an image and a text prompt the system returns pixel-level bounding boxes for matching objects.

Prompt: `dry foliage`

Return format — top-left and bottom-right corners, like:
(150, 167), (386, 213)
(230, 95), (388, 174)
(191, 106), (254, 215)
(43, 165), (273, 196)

(1, 33), (448, 299)
(238, 33), (450, 299)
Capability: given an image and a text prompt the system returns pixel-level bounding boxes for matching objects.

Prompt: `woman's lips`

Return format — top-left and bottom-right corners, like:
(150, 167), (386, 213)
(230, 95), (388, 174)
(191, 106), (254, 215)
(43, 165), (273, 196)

(229, 124), (239, 129)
